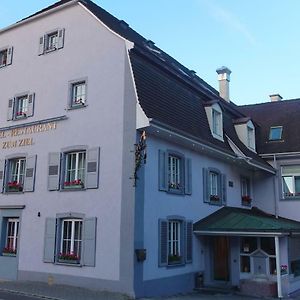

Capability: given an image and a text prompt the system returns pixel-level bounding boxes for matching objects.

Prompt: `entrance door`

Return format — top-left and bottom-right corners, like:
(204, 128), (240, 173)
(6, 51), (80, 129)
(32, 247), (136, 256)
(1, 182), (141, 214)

(213, 236), (230, 281)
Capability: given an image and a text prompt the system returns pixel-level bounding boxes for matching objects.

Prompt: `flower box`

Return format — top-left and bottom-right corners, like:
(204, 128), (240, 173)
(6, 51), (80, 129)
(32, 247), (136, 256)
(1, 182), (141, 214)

(168, 255), (182, 265)
(169, 183), (181, 190)
(63, 179), (84, 189)
(2, 252), (16, 257)
(58, 252), (80, 264)
(15, 112), (26, 118)
(7, 181), (23, 192)
(210, 195), (220, 202)
(242, 195), (252, 205)
(58, 259), (80, 264)
(2, 247), (17, 256)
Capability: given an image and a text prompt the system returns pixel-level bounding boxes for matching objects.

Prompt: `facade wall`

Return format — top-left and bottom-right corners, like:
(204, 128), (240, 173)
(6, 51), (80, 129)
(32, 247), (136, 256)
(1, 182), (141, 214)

(0, 4), (136, 295)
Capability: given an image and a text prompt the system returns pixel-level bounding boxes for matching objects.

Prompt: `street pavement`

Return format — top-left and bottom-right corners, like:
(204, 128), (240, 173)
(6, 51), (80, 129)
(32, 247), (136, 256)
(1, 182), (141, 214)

(0, 280), (291, 300)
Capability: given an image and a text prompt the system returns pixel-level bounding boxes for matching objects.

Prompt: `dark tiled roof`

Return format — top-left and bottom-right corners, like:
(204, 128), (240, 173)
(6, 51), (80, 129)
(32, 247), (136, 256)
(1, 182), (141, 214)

(194, 206), (300, 233)
(16, 0), (273, 169)
(239, 99), (300, 154)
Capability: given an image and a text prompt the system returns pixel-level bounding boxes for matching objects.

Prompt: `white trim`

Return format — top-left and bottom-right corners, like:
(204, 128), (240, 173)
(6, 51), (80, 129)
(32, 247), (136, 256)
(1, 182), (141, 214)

(194, 230), (288, 236)
(275, 236), (283, 298)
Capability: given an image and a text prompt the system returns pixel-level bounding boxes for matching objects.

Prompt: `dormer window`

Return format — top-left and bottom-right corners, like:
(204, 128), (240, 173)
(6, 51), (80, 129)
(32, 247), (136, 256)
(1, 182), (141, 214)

(247, 125), (255, 150)
(204, 101), (223, 141)
(269, 126), (282, 141)
(234, 118), (256, 152)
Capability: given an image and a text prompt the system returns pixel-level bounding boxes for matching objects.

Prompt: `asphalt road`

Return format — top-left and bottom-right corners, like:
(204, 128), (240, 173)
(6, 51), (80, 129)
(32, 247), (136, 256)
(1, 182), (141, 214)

(0, 290), (50, 300)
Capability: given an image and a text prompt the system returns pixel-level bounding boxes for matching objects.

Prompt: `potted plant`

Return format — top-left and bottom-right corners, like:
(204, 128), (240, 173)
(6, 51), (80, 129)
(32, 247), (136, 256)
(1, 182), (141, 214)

(281, 265), (288, 275)
(242, 195), (252, 205)
(210, 194), (220, 202)
(169, 182), (181, 190)
(58, 252), (80, 264)
(7, 181), (23, 192)
(63, 179), (84, 189)
(168, 254), (182, 265)
(2, 247), (17, 257)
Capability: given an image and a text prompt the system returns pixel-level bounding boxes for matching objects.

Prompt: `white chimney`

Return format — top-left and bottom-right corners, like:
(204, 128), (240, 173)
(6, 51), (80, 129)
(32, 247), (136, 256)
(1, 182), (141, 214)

(269, 94), (282, 102)
(216, 66), (231, 102)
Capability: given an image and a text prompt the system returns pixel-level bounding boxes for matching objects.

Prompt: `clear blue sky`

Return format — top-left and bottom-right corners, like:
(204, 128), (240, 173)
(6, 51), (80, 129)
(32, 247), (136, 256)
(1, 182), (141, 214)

(1, 0), (300, 105)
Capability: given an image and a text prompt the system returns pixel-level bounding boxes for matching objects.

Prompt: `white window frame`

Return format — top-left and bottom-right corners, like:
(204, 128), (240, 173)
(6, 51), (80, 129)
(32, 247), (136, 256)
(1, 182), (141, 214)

(212, 109), (221, 136)
(15, 95), (29, 118)
(60, 219), (82, 260)
(269, 126), (283, 141)
(210, 171), (218, 196)
(64, 151), (86, 188)
(247, 126), (255, 149)
(71, 81), (86, 107)
(241, 177), (250, 197)
(205, 103), (223, 141)
(168, 220), (181, 259)
(46, 31), (58, 51)
(168, 155), (181, 190)
(5, 218), (19, 253)
(0, 48), (8, 67)
(7, 158), (26, 192)
(282, 165), (300, 198)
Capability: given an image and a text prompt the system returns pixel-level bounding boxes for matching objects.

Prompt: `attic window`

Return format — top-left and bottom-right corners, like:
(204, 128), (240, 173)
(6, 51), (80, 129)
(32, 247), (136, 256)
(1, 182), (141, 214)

(269, 126), (282, 141)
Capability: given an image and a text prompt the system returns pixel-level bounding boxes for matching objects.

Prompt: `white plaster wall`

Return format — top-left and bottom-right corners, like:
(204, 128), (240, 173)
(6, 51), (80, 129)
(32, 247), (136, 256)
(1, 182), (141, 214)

(0, 4), (135, 282)
(142, 135), (254, 280)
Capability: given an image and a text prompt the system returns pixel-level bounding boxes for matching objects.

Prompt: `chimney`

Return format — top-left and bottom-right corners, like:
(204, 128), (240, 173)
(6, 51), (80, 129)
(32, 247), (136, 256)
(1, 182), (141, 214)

(216, 66), (231, 102)
(269, 94), (282, 102)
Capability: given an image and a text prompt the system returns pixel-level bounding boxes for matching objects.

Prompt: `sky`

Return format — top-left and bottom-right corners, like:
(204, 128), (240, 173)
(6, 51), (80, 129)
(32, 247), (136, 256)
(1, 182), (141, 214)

(1, 0), (300, 105)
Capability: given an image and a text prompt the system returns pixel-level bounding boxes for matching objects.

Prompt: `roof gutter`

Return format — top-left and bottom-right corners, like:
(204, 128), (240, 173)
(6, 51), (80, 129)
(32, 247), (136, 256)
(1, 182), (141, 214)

(244, 157), (275, 174)
(260, 151), (300, 159)
(0, 0), (79, 34)
(193, 230), (288, 237)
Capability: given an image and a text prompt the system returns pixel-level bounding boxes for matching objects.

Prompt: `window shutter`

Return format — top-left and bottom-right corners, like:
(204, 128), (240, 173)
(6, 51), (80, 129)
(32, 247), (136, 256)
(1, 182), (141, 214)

(184, 158), (192, 195)
(57, 29), (65, 49)
(43, 218), (56, 263)
(82, 217), (97, 267)
(23, 155), (37, 192)
(203, 168), (210, 203)
(48, 152), (61, 191)
(26, 93), (35, 117)
(86, 147), (100, 189)
(7, 98), (14, 121)
(0, 159), (6, 193)
(158, 219), (168, 267)
(185, 220), (193, 263)
(6, 47), (13, 65)
(221, 173), (227, 205)
(38, 36), (45, 55)
(158, 150), (168, 191)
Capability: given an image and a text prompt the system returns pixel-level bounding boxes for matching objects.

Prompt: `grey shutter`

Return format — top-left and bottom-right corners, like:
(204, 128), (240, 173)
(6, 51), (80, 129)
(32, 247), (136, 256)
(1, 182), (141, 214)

(0, 159), (6, 193)
(185, 221), (193, 263)
(221, 173), (227, 205)
(86, 147), (100, 189)
(57, 29), (65, 49)
(184, 158), (192, 195)
(82, 217), (97, 266)
(6, 47), (13, 65)
(38, 36), (45, 55)
(203, 168), (210, 203)
(158, 219), (168, 267)
(27, 93), (35, 117)
(158, 150), (168, 191)
(23, 155), (37, 192)
(48, 152), (61, 191)
(7, 98), (14, 121)
(43, 218), (56, 263)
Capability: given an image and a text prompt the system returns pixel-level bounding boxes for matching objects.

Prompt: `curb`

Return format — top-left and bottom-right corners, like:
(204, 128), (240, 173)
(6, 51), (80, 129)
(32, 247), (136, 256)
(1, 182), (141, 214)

(0, 287), (64, 300)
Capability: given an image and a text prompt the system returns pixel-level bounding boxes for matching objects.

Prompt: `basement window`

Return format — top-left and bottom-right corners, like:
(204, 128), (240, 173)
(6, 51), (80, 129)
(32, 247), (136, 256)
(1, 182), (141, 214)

(269, 126), (283, 141)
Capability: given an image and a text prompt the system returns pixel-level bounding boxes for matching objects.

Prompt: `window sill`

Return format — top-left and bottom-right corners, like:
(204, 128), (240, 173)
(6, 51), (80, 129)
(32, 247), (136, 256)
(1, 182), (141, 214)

(67, 104), (88, 111)
(242, 201), (252, 207)
(56, 260), (82, 267)
(280, 197), (300, 201)
(5, 191), (24, 194)
(60, 187), (86, 192)
(166, 262), (185, 269)
(167, 188), (184, 195)
(2, 253), (16, 257)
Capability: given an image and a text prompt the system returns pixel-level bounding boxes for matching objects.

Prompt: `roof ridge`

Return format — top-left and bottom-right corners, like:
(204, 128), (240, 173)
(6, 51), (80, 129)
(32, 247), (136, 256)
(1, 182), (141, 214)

(240, 97), (300, 107)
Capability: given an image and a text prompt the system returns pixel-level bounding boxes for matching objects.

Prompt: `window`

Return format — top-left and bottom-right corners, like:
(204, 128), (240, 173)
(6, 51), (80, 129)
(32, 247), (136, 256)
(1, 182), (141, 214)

(203, 168), (226, 205)
(212, 109), (222, 136)
(2, 218), (19, 256)
(282, 165), (300, 198)
(269, 126), (283, 141)
(7, 93), (35, 121)
(47, 147), (100, 191)
(63, 151), (86, 189)
(6, 158), (26, 192)
(247, 126), (255, 149)
(71, 82), (86, 107)
(159, 218), (193, 267)
(59, 219), (82, 264)
(0, 47), (13, 68)
(168, 155), (182, 190)
(44, 215), (97, 266)
(241, 177), (251, 205)
(158, 150), (192, 195)
(39, 29), (65, 55)
(168, 220), (181, 264)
